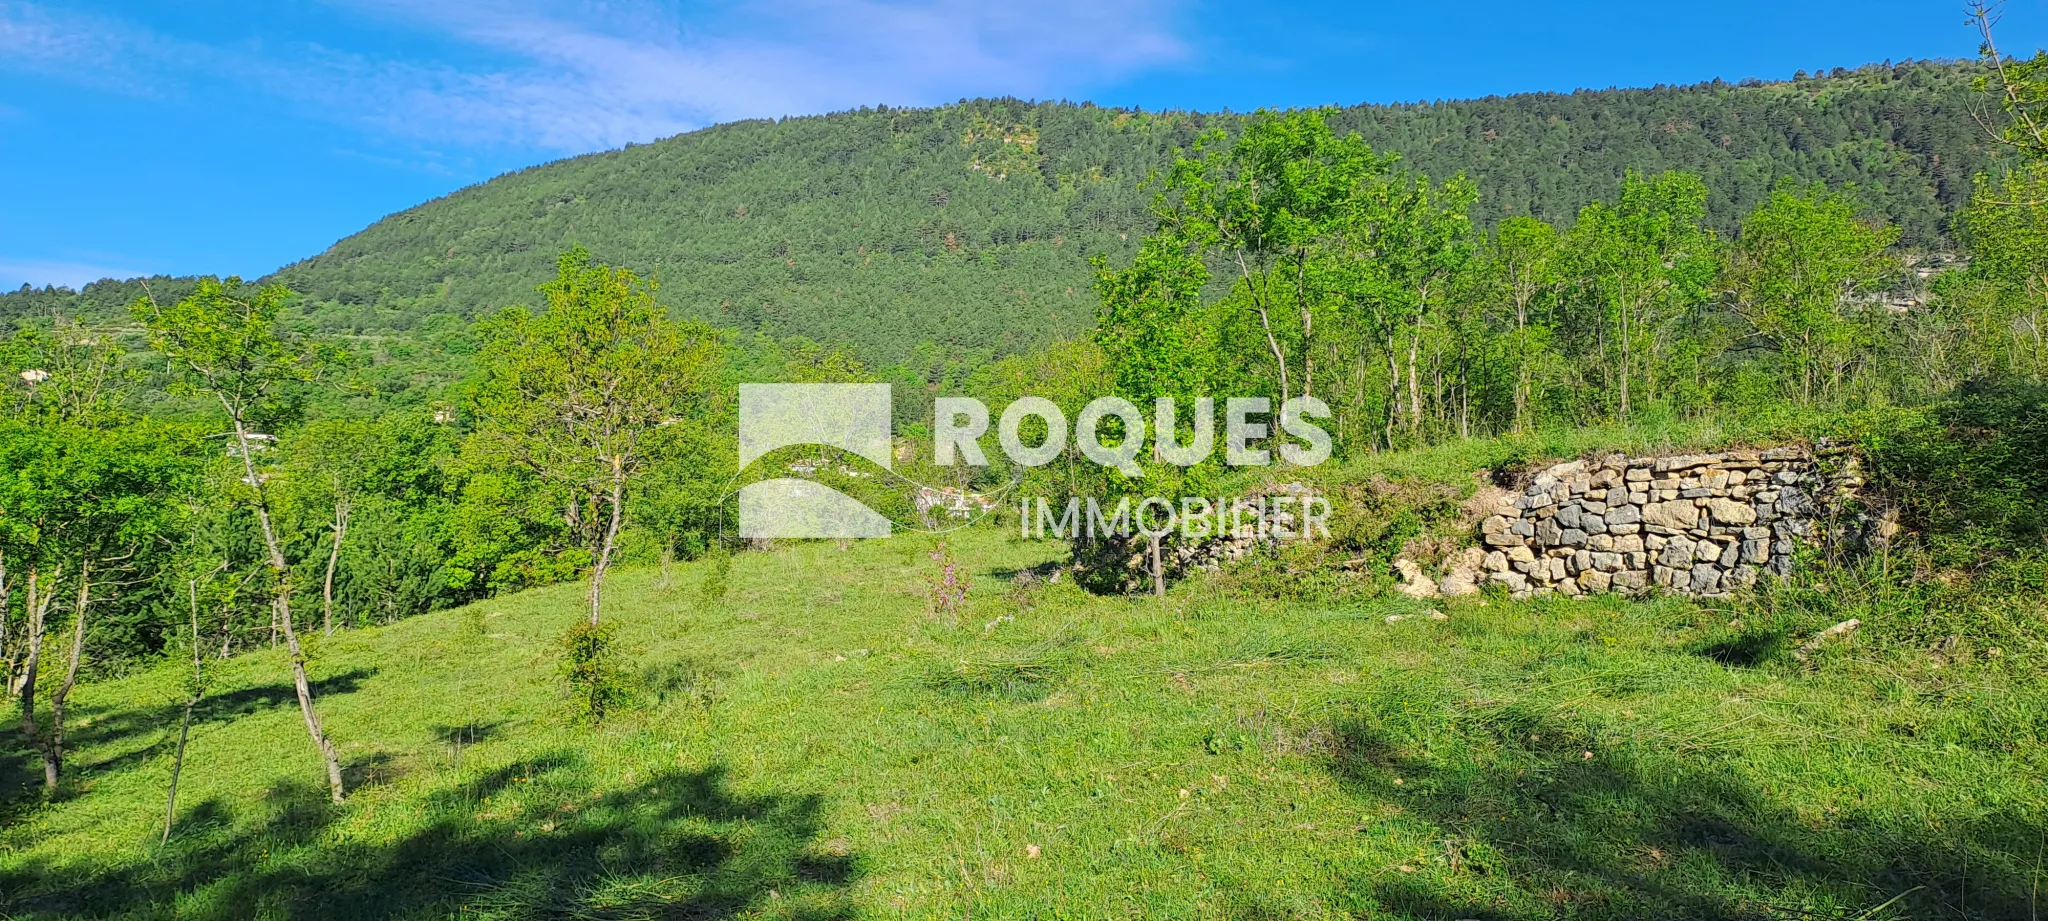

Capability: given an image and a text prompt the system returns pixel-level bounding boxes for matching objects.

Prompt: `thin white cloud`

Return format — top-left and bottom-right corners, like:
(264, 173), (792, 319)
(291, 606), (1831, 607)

(0, 0), (1189, 152)
(0, 257), (149, 290)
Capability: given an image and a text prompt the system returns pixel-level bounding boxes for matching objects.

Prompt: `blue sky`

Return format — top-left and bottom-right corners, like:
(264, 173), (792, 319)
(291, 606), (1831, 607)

(3, 0), (2045, 290)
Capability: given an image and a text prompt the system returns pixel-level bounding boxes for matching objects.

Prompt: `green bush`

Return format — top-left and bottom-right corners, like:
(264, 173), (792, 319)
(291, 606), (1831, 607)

(556, 621), (630, 724)
(1858, 377), (2048, 564)
(699, 545), (734, 605)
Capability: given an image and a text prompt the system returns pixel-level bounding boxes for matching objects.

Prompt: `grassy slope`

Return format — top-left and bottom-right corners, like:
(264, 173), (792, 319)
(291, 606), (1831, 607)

(4, 442), (2047, 919)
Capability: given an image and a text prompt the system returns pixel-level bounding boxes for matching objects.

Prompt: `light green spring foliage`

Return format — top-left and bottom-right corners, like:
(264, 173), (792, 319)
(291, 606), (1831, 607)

(129, 278), (338, 429)
(467, 247), (724, 619)
(1727, 181), (1903, 405)
(1560, 170), (1722, 422)
(2, 481), (2043, 918)
(468, 246), (722, 502)
(1952, 164), (2048, 377)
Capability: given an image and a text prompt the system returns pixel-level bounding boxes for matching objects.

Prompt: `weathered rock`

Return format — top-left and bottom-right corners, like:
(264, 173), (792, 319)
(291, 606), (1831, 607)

(1706, 497), (1757, 525)
(1394, 558), (1438, 599)
(1659, 536), (1696, 569)
(1440, 548), (1485, 597)
(1642, 501), (1700, 530)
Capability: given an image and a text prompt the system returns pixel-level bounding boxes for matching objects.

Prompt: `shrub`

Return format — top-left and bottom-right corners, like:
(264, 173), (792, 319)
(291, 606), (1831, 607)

(1857, 377), (2048, 565)
(699, 544), (733, 604)
(556, 621), (630, 724)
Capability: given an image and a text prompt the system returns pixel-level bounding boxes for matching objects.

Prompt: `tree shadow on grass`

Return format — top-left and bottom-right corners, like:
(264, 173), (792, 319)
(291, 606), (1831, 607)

(1322, 703), (2046, 921)
(0, 668), (381, 804)
(1, 751), (858, 919)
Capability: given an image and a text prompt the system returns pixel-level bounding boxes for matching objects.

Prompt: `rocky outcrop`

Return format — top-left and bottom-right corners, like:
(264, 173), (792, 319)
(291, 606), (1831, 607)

(1476, 442), (1863, 598)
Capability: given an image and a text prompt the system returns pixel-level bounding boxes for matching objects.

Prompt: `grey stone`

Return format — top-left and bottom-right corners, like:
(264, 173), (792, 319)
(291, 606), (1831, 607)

(1604, 504), (1642, 526)
(1689, 564), (1722, 594)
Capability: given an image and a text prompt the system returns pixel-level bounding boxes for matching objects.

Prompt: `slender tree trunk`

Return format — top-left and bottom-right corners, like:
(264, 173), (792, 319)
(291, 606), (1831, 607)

(0, 549), (12, 699)
(1295, 249), (1315, 400)
(44, 562), (91, 792)
(1150, 533), (1164, 599)
(231, 417), (345, 803)
(1618, 300), (1633, 423)
(589, 461), (627, 626)
(163, 577), (205, 846)
(322, 499), (351, 637)
(1238, 254), (1292, 401)
(1407, 325), (1423, 437)
(18, 568), (51, 787)
(1512, 298), (1531, 434)
(1384, 333), (1401, 449)
(1255, 304), (1291, 402)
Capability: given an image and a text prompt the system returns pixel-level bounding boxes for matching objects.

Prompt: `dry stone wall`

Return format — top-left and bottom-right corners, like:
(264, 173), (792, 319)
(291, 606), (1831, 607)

(1475, 443), (1862, 598)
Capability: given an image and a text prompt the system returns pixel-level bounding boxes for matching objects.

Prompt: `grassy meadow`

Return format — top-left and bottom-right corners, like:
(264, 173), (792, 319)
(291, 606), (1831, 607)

(2, 433), (2045, 920)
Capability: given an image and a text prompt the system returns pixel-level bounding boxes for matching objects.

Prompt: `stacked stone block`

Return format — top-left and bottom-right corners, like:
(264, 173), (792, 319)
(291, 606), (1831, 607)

(1478, 445), (1858, 598)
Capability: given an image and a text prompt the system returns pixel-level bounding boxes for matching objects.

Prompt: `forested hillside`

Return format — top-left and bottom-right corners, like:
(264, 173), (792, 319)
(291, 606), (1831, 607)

(0, 61), (2010, 369)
